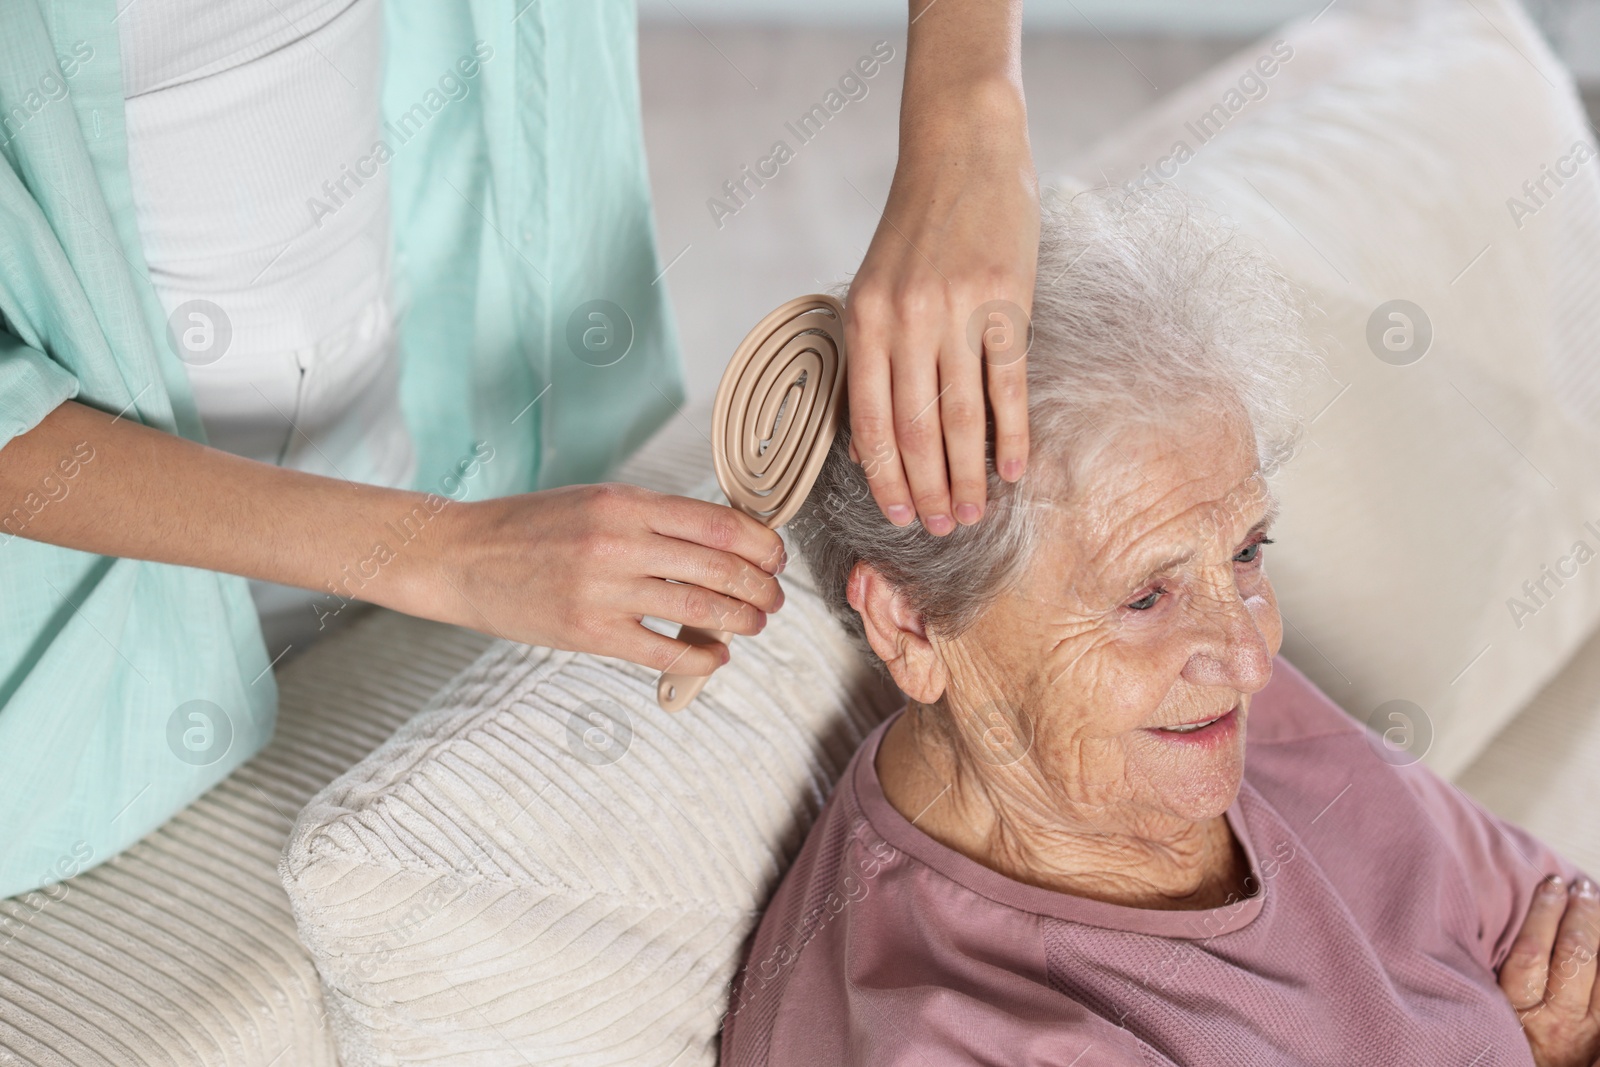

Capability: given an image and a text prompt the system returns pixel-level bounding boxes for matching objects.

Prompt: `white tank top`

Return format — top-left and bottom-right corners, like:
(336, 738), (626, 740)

(117, 0), (412, 483)
(118, 0), (416, 650)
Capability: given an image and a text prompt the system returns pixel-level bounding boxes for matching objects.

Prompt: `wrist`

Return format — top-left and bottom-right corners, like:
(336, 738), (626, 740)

(899, 73), (1029, 159)
(340, 489), (475, 625)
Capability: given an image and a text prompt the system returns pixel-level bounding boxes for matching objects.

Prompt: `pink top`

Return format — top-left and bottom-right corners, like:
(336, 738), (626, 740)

(720, 656), (1583, 1066)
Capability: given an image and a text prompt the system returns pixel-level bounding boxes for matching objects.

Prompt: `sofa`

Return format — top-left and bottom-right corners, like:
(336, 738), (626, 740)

(5, 0), (1600, 1063)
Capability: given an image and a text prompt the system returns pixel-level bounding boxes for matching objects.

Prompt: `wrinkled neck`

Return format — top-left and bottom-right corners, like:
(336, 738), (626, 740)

(876, 704), (1249, 910)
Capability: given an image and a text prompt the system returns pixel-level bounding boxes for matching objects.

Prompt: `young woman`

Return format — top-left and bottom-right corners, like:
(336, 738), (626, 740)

(0, 0), (1038, 897)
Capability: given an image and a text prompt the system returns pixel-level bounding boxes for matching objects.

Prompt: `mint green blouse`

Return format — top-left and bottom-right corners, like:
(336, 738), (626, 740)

(0, 0), (684, 897)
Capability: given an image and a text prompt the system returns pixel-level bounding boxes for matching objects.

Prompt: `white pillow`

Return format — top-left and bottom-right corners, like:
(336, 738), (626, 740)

(1058, 0), (1600, 777)
(280, 540), (901, 1066)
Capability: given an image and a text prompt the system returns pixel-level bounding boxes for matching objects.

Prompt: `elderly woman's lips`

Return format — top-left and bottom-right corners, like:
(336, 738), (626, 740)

(1147, 705), (1240, 743)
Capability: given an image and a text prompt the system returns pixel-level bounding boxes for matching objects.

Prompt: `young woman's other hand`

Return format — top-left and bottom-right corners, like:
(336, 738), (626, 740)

(416, 484), (786, 678)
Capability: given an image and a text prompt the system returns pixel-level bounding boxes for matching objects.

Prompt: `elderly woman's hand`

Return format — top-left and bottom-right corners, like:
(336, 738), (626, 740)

(1499, 875), (1600, 1067)
(847, 0), (1038, 536)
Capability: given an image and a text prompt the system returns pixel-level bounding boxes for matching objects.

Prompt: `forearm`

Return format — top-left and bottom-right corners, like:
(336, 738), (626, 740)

(1, 399), (788, 674)
(0, 400), (442, 615)
(844, 0), (1037, 532)
(901, 0), (1027, 146)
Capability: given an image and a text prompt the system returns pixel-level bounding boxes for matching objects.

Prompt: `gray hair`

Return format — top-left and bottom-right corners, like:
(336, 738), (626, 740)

(787, 182), (1328, 651)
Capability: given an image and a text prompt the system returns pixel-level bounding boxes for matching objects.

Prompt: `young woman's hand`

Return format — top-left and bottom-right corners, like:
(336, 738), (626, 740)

(1499, 875), (1600, 1067)
(847, 0), (1037, 536)
(415, 483), (786, 678)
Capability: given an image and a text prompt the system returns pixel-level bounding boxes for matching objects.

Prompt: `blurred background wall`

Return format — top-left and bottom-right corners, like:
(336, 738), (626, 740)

(635, 0), (1600, 409)
(639, 0), (1320, 33)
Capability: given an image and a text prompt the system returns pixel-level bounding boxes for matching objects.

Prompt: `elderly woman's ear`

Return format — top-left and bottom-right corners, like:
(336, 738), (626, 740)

(846, 561), (946, 704)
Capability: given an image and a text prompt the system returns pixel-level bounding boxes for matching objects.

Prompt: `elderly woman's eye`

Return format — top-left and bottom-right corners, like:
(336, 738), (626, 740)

(1127, 588), (1163, 611)
(1234, 537), (1275, 565)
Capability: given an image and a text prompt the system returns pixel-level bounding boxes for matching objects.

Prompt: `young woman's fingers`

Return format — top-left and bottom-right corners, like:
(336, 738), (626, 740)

(643, 539), (785, 615)
(890, 332), (954, 536)
(938, 337), (988, 525)
(642, 492), (787, 575)
(986, 335), (1030, 483)
(1546, 879), (1600, 1018)
(621, 624), (728, 679)
(634, 577), (767, 637)
(844, 305), (915, 526)
(1502, 875), (1568, 1010)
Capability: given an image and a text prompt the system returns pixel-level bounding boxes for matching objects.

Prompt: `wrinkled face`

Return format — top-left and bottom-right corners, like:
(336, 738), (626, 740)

(933, 405), (1283, 827)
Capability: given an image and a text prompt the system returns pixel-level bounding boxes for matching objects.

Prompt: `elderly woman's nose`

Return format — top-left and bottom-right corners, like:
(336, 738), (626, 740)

(1181, 585), (1275, 690)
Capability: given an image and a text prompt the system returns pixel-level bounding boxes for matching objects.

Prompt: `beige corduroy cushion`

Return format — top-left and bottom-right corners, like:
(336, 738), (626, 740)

(279, 543), (901, 1066)
(0, 610), (493, 1067)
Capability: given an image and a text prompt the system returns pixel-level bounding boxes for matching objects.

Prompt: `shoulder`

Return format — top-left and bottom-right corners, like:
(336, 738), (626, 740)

(725, 724), (1147, 1067)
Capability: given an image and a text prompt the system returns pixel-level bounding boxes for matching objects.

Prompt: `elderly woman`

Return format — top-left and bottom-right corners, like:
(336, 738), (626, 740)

(721, 188), (1600, 1066)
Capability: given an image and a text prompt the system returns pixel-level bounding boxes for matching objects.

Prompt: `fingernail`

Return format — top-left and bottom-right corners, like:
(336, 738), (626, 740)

(1543, 874), (1566, 894)
(1001, 459), (1024, 481)
(955, 503), (982, 525)
(1577, 878), (1598, 899)
(887, 505), (914, 526)
(924, 514), (954, 536)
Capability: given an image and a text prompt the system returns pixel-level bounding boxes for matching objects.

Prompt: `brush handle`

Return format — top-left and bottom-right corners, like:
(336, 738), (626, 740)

(656, 626), (733, 712)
